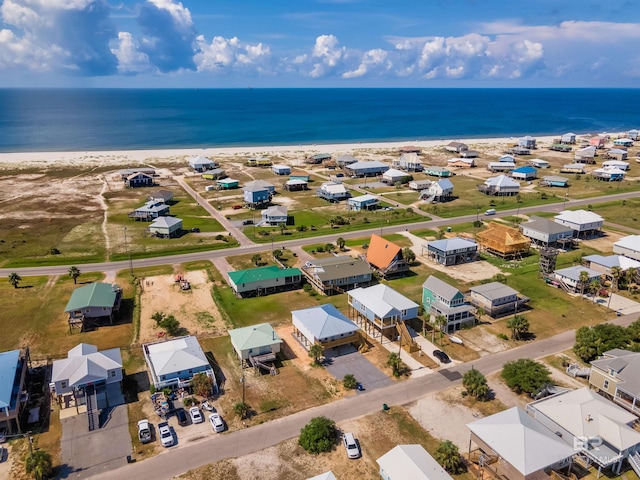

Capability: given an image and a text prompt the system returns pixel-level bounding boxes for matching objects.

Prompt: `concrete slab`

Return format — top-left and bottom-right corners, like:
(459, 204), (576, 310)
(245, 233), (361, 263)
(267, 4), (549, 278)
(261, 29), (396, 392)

(60, 405), (132, 479)
(324, 348), (393, 391)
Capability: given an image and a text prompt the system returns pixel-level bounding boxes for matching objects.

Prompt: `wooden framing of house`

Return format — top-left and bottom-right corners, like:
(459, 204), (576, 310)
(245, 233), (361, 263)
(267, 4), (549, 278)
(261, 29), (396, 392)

(476, 222), (531, 259)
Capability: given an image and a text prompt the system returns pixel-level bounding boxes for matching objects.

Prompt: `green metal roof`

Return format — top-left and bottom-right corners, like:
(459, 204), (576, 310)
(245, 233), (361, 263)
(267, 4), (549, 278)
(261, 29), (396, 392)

(229, 323), (282, 352)
(64, 282), (119, 312)
(228, 265), (301, 285)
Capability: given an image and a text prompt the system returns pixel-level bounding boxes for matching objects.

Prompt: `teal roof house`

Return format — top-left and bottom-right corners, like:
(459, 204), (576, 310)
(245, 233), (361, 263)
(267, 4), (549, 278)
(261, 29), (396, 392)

(64, 282), (123, 325)
(229, 323), (282, 364)
(228, 265), (302, 297)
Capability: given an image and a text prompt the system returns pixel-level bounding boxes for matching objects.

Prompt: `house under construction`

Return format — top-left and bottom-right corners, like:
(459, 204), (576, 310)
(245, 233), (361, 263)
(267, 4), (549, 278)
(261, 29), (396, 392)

(476, 222), (531, 259)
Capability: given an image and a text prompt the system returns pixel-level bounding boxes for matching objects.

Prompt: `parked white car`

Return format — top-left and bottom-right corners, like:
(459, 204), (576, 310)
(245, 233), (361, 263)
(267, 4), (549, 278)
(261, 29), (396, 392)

(137, 419), (152, 444)
(158, 422), (174, 447)
(208, 413), (225, 433)
(189, 406), (203, 424)
(343, 432), (361, 459)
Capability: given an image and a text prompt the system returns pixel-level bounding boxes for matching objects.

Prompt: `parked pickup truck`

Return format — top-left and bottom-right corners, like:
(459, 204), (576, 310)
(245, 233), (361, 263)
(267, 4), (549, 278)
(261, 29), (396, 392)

(137, 419), (152, 444)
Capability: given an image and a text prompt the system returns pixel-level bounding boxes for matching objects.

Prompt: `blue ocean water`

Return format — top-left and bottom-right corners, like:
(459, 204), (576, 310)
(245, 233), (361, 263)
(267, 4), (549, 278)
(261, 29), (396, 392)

(0, 88), (638, 153)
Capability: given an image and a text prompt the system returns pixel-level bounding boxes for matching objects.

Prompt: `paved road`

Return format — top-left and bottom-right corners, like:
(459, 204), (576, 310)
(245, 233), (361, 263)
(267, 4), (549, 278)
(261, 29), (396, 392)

(93, 312), (640, 480)
(2, 191), (638, 278)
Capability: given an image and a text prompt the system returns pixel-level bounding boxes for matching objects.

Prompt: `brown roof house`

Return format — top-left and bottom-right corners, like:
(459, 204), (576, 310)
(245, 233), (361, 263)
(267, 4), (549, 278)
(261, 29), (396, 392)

(476, 223), (531, 258)
(362, 234), (410, 278)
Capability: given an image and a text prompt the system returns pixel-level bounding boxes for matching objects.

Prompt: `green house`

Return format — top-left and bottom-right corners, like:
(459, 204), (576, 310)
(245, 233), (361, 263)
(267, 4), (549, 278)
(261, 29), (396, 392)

(227, 266), (302, 297)
(217, 178), (239, 189)
(64, 282), (123, 324)
(422, 276), (475, 332)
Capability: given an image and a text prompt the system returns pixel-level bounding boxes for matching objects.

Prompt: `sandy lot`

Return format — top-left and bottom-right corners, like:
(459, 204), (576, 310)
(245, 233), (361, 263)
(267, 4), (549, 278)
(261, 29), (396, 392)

(138, 270), (225, 344)
(580, 229), (625, 254)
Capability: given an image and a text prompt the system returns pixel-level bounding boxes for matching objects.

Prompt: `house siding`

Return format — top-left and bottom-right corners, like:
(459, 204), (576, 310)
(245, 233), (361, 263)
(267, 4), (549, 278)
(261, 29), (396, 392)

(589, 368), (618, 396)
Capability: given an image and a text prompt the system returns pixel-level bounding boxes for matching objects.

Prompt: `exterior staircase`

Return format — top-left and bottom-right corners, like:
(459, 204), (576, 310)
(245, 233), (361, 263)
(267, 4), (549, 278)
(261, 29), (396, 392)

(396, 321), (420, 353)
(628, 452), (640, 477)
(556, 277), (573, 294)
(86, 384), (99, 431)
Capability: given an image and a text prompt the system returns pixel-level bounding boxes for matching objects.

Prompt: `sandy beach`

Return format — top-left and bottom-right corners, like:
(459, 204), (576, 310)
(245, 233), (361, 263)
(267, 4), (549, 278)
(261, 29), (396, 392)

(0, 135), (562, 169)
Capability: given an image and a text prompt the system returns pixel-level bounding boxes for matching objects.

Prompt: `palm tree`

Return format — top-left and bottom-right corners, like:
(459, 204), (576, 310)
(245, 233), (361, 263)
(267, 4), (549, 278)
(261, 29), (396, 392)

(233, 401), (249, 420)
(8, 272), (21, 289)
(578, 270), (590, 298)
(309, 343), (324, 365)
(25, 450), (53, 480)
(589, 279), (601, 297)
(475, 307), (485, 323)
(506, 315), (529, 340)
(434, 314), (448, 343)
(386, 352), (403, 377)
(68, 266), (81, 284)
(435, 440), (462, 474)
(626, 268), (638, 291)
(611, 266), (623, 292)
(462, 368), (489, 400)
(251, 254), (262, 266)
(336, 237), (345, 251)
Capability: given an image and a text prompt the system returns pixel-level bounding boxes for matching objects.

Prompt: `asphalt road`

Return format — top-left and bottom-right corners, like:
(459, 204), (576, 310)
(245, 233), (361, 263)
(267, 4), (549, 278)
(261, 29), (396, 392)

(2, 191), (637, 277)
(93, 312), (640, 480)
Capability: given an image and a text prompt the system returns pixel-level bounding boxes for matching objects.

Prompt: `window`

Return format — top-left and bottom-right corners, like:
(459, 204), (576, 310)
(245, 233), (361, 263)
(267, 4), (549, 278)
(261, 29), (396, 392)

(111, 370), (116, 377)
(61, 382), (67, 389)
(603, 380), (610, 389)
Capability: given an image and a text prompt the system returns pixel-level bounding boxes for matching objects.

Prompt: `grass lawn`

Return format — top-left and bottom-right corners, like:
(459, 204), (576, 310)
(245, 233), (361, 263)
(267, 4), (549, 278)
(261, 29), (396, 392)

(581, 197), (640, 230)
(541, 175), (640, 200)
(380, 190), (420, 205)
(226, 250), (299, 271)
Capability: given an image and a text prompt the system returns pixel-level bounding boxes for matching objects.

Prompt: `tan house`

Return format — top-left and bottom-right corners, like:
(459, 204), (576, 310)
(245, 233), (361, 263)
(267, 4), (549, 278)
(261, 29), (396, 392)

(590, 349), (640, 416)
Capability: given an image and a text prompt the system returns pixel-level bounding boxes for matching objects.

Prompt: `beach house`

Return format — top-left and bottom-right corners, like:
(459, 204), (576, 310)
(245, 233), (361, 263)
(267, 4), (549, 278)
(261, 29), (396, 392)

(478, 175), (520, 196)
(201, 168), (226, 180)
(518, 136), (537, 149)
(362, 234), (410, 278)
(592, 167), (626, 181)
(228, 323), (282, 366)
(509, 146), (531, 155)
(392, 153), (423, 172)
(125, 171), (154, 188)
(149, 216), (183, 238)
(521, 216), (574, 249)
(552, 265), (601, 293)
(148, 190), (174, 204)
(336, 154), (358, 168)
(64, 282), (123, 326)
(348, 284), (419, 341)
(575, 145), (597, 163)
(317, 181), (350, 202)
(421, 178), (454, 202)
(243, 180), (273, 209)
(448, 157), (475, 168)
(284, 179), (308, 191)
(188, 156), (218, 172)
(511, 166), (537, 180)
(425, 237), (478, 266)
(540, 176), (569, 188)
(382, 168), (411, 185)
(614, 138), (633, 148)
(409, 179), (432, 191)
(347, 194), (379, 211)
(613, 235), (640, 261)
(460, 150), (479, 158)
(246, 157), (272, 167)
(260, 205), (288, 226)
(306, 153), (331, 164)
(607, 149), (628, 161)
(143, 336), (216, 391)
(424, 166), (452, 177)
(582, 254), (640, 279)
(589, 349), (640, 416)
(549, 143), (572, 152)
(602, 160), (630, 171)
(476, 223), (531, 258)
(129, 200), (170, 221)
(628, 129), (639, 141)
(560, 163), (586, 174)
(561, 132), (577, 144)
(0, 347), (29, 434)
(526, 388), (640, 476)
(301, 256), (372, 295)
(445, 142), (468, 153)
(487, 161), (516, 173)
(589, 136), (607, 148)
(119, 167), (155, 180)
(227, 265), (302, 297)
(468, 282), (529, 318)
(345, 160), (389, 177)
(291, 304), (360, 351)
(217, 178), (239, 189)
(271, 164), (291, 175)
(421, 276), (475, 332)
(528, 158), (549, 169)
(467, 407), (574, 480)
(377, 445), (454, 480)
(554, 209), (604, 238)
(398, 146), (421, 154)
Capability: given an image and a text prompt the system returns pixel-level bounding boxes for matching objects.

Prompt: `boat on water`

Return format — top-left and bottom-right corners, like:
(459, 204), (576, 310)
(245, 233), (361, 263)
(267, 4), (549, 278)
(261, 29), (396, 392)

(449, 335), (463, 345)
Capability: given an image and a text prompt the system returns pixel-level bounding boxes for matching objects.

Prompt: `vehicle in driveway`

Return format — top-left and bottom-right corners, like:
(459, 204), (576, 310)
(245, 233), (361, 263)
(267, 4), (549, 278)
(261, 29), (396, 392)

(242, 220), (254, 225)
(343, 432), (361, 459)
(433, 350), (451, 364)
(158, 422), (174, 447)
(137, 419), (152, 444)
(209, 413), (225, 433)
(189, 407), (203, 424)
(176, 408), (189, 426)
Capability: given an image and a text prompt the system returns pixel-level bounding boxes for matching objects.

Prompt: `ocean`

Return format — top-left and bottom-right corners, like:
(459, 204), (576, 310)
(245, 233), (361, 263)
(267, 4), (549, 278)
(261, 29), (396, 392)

(0, 88), (638, 153)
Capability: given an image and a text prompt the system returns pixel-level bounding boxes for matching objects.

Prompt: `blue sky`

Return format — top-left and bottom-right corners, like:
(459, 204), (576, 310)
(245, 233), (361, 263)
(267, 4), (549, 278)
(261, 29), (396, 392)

(0, 0), (639, 87)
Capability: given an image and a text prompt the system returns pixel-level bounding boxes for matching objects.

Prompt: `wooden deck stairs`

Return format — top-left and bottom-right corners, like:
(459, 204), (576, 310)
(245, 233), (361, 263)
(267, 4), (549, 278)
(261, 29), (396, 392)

(249, 354), (278, 376)
(396, 321), (420, 353)
(628, 452), (640, 478)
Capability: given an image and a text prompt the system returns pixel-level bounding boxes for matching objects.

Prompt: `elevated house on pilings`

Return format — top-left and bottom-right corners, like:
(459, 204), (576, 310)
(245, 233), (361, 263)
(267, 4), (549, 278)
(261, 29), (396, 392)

(476, 222), (531, 259)
(64, 282), (123, 332)
(229, 323), (282, 374)
(362, 234), (410, 278)
(291, 304), (361, 352)
(0, 347), (30, 434)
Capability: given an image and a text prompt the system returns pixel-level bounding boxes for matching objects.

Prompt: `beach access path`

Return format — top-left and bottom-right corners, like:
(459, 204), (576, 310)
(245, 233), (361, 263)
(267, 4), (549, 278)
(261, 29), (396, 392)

(93, 311), (640, 480)
(2, 190), (638, 278)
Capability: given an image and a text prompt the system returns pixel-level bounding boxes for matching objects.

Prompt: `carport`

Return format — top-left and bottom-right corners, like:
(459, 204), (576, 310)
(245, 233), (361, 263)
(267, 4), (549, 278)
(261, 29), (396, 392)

(324, 346), (393, 391)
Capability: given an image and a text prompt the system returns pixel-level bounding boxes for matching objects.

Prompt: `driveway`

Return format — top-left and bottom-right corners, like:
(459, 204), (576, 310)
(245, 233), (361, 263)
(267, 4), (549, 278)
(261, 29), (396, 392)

(60, 405), (132, 479)
(324, 347), (393, 391)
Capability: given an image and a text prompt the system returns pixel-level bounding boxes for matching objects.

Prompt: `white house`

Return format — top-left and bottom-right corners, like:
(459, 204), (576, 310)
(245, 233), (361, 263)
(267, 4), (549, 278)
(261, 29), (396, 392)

(149, 216), (183, 238)
(228, 323), (282, 363)
(392, 153), (423, 172)
(528, 158), (549, 169)
(51, 344), (124, 410)
(445, 141), (469, 153)
(261, 205), (288, 226)
(553, 265), (601, 293)
(317, 182), (350, 202)
(602, 160), (630, 171)
(143, 336), (216, 391)
(561, 132), (576, 144)
(613, 235), (640, 261)
(425, 179), (453, 201)
(188, 156), (218, 172)
(480, 175), (520, 196)
(272, 164), (291, 175)
(409, 179), (432, 191)
(377, 445), (453, 480)
(347, 194), (379, 211)
(487, 162), (516, 172)
(518, 136), (536, 149)
(382, 168), (411, 185)
(291, 304), (360, 350)
(554, 209), (604, 237)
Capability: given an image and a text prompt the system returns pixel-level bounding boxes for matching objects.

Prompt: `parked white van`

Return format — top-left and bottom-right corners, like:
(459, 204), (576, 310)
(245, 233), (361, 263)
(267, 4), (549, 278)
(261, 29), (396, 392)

(484, 209), (496, 216)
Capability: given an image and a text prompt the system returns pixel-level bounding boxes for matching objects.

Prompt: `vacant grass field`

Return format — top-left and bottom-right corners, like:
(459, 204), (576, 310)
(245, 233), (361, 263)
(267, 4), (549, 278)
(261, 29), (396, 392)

(538, 175), (640, 200)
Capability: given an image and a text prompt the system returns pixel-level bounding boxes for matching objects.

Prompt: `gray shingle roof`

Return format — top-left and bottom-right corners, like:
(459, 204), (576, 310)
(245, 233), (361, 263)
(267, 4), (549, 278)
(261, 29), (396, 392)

(470, 282), (519, 300)
(523, 217), (574, 235)
(422, 276), (461, 302)
(591, 350), (640, 396)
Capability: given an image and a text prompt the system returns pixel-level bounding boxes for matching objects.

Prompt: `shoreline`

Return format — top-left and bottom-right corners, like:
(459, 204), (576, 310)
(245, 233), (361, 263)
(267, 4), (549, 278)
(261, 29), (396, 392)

(0, 135), (564, 168)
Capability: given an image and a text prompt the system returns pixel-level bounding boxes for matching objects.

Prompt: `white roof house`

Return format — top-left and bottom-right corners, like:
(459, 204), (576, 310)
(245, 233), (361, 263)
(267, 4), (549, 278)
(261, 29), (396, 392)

(428, 179), (454, 197)
(554, 210), (604, 235)
(188, 156), (217, 171)
(317, 181), (350, 201)
(377, 444), (453, 480)
(261, 205), (288, 225)
(527, 387), (640, 473)
(348, 284), (419, 322)
(613, 235), (640, 261)
(382, 168), (411, 183)
(468, 407), (574, 479)
(51, 344), (123, 394)
(602, 160), (630, 171)
(553, 265), (601, 292)
(143, 336), (215, 390)
(291, 304), (359, 348)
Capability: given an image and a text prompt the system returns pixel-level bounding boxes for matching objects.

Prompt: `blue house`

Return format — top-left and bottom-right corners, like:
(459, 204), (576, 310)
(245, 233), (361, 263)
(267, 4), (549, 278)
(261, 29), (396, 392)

(540, 176), (569, 188)
(243, 180), (274, 208)
(426, 237), (478, 266)
(272, 164), (291, 175)
(0, 348), (29, 434)
(348, 194), (379, 211)
(511, 166), (537, 181)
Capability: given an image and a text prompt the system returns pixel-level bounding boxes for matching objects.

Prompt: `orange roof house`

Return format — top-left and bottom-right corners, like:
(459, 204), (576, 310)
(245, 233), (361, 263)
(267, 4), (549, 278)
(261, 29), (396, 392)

(364, 234), (410, 278)
(476, 223), (531, 259)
